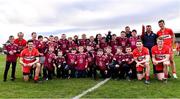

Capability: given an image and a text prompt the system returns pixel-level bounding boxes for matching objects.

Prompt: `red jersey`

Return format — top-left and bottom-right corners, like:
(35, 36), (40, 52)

(76, 53), (88, 70)
(4, 43), (19, 62)
(20, 48), (39, 64)
(151, 45), (170, 61)
(44, 52), (56, 70)
(152, 45), (170, 71)
(14, 38), (27, 53)
(157, 28), (174, 47)
(132, 47), (149, 62)
(66, 53), (77, 65)
(95, 55), (108, 71)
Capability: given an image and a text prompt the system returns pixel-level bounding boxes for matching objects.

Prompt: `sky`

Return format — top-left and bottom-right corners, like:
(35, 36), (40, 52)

(0, 0), (179, 46)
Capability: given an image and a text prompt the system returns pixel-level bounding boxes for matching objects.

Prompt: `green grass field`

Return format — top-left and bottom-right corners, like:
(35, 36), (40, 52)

(0, 54), (180, 98)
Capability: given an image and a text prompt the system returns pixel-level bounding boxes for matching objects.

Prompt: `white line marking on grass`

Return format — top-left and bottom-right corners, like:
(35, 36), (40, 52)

(72, 78), (110, 99)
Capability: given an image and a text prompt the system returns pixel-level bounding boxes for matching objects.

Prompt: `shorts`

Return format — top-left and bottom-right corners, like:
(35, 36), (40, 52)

(136, 65), (144, 73)
(155, 63), (163, 72)
(23, 66), (32, 75)
(39, 56), (45, 64)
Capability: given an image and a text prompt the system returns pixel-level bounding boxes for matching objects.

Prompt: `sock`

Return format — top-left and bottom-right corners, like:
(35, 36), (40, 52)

(34, 76), (39, 81)
(164, 74), (168, 79)
(146, 76), (150, 81)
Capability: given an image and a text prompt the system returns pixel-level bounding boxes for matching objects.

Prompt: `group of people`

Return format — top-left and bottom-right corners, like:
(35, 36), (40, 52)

(3, 19), (179, 84)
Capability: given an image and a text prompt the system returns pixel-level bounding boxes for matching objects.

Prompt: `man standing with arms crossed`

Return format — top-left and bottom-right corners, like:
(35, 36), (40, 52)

(157, 19), (177, 79)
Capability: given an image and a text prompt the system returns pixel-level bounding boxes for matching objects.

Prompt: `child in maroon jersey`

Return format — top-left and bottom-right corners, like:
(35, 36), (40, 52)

(55, 51), (66, 78)
(104, 46), (114, 78)
(3, 35), (19, 81)
(66, 48), (77, 78)
(43, 47), (56, 80)
(76, 46), (88, 78)
(117, 31), (129, 52)
(87, 36), (96, 48)
(67, 37), (77, 51)
(79, 34), (89, 48)
(109, 34), (118, 55)
(112, 46), (126, 79)
(124, 47), (136, 80)
(128, 29), (141, 51)
(86, 46), (96, 78)
(99, 37), (108, 49)
(58, 34), (69, 54)
(94, 49), (108, 79)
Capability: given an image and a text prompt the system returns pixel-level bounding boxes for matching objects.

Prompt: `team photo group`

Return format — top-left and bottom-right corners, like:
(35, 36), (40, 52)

(3, 19), (179, 84)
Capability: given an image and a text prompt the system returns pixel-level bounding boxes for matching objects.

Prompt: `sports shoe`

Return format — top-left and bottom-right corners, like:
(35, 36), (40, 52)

(144, 80), (150, 84)
(10, 77), (15, 81)
(163, 78), (168, 84)
(173, 73), (178, 79)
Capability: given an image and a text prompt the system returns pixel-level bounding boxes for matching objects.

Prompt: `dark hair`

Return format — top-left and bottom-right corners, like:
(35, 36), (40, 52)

(125, 26), (130, 28)
(158, 19), (165, 24)
(9, 35), (14, 39)
(38, 35), (43, 39)
(126, 46), (131, 49)
(132, 29), (137, 33)
(27, 39), (33, 44)
(121, 31), (126, 34)
(49, 35), (53, 37)
(146, 25), (151, 27)
(31, 32), (36, 35)
(136, 39), (142, 43)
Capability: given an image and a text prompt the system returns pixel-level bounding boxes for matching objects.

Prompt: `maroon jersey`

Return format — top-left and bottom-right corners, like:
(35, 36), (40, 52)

(128, 36), (140, 50)
(87, 41), (96, 48)
(100, 42), (108, 49)
(3, 43), (19, 62)
(76, 53), (88, 70)
(32, 39), (40, 48)
(66, 53), (77, 65)
(109, 39), (118, 54)
(44, 52), (56, 70)
(124, 53), (134, 63)
(58, 39), (69, 53)
(95, 55), (108, 71)
(67, 41), (77, 50)
(105, 53), (113, 63)
(55, 56), (66, 66)
(37, 41), (46, 56)
(117, 37), (129, 52)
(45, 41), (58, 53)
(87, 51), (96, 65)
(79, 39), (89, 46)
(113, 53), (126, 64)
